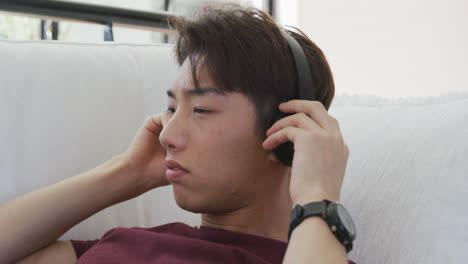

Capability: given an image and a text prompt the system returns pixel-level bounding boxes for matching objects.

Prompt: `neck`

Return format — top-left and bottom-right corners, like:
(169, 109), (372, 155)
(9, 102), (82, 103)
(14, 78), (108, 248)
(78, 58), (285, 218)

(200, 172), (292, 242)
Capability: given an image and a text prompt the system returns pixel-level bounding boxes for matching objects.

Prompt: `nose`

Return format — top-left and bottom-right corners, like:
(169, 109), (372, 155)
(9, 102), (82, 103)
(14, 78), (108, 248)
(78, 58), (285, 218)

(159, 111), (187, 152)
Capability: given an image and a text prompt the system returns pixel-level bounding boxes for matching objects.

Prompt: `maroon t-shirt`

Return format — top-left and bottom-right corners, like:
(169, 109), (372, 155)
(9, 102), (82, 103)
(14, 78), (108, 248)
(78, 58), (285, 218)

(71, 222), (356, 263)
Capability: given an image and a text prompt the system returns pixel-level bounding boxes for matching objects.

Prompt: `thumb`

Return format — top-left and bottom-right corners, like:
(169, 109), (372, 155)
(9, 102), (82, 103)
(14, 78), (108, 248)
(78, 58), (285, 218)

(128, 114), (165, 152)
(142, 114), (165, 136)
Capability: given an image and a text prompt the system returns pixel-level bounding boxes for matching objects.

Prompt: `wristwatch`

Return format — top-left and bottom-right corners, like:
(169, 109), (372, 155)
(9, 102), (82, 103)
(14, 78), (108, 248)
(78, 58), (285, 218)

(288, 199), (357, 253)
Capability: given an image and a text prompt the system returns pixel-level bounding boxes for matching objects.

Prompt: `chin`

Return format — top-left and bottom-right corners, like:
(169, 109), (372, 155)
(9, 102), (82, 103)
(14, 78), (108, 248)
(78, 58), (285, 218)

(172, 189), (238, 215)
(174, 195), (217, 214)
(172, 186), (204, 213)
(174, 196), (201, 213)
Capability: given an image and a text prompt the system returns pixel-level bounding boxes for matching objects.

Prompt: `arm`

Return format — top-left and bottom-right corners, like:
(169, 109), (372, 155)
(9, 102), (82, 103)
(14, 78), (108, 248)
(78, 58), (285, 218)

(262, 100), (352, 264)
(0, 113), (169, 264)
(16, 240), (76, 264)
(282, 195), (348, 264)
(0, 154), (138, 264)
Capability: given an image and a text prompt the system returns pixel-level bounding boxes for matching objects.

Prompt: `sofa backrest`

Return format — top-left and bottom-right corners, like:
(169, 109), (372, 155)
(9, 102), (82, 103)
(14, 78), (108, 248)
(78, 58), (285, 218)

(0, 39), (202, 240)
(1, 39), (467, 264)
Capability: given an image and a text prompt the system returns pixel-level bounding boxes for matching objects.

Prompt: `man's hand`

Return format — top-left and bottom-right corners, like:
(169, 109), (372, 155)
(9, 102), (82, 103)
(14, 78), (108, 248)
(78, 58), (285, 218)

(122, 113), (170, 193)
(262, 100), (349, 204)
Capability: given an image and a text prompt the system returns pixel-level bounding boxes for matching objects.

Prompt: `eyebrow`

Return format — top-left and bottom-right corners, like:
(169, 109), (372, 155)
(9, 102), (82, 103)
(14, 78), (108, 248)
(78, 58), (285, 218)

(166, 87), (225, 99)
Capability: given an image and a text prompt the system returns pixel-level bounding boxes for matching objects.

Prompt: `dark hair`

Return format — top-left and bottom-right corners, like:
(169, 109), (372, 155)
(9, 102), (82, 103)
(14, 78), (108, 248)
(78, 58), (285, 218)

(166, 3), (335, 141)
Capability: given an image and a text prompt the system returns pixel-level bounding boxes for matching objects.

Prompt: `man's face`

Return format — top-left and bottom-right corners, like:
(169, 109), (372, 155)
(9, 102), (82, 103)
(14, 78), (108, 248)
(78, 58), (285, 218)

(159, 58), (272, 214)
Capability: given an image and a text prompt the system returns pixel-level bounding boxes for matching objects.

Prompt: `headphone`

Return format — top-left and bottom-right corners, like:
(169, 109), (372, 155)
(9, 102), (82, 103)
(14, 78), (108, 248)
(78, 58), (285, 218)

(271, 30), (317, 167)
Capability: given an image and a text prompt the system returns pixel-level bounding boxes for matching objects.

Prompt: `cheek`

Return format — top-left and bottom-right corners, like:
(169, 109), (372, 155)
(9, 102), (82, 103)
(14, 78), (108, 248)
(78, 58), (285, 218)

(193, 127), (261, 195)
(211, 129), (223, 136)
(200, 128), (251, 171)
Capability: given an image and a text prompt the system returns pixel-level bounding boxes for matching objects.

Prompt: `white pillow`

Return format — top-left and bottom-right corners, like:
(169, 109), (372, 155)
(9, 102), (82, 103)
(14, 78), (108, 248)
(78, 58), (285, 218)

(0, 39), (201, 242)
(329, 92), (468, 264)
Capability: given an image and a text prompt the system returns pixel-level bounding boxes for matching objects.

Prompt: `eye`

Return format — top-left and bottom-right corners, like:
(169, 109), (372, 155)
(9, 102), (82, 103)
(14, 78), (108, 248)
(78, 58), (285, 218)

(165, 107), (211, 115)
(194, 108), (211, 114)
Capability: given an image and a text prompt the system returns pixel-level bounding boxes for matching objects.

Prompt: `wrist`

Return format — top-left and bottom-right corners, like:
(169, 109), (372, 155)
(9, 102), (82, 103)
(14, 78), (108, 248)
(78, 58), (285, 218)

(288, 198), (356, 253)
(290, 216), (348, 255)
(291, 190), (335, 206)
(97, 154), (148, 204)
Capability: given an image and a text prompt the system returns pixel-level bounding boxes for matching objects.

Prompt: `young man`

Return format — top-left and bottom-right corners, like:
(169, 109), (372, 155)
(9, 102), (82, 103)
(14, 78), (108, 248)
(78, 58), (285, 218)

(0, 4), (355, 264)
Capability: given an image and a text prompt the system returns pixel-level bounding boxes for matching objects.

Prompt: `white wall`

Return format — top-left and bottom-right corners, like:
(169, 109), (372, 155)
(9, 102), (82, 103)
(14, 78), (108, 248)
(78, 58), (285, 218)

(278, 0), (468, 99)
(47, 0), (468, 98)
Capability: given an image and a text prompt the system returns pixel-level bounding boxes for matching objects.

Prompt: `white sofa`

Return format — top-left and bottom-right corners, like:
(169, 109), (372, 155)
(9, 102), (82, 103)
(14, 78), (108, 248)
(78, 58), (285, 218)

(1, 39), (467, 264)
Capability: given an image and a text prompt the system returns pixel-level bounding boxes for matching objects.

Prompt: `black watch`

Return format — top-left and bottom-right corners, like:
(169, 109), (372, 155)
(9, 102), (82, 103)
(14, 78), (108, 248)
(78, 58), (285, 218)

(288, 199), (357, 253)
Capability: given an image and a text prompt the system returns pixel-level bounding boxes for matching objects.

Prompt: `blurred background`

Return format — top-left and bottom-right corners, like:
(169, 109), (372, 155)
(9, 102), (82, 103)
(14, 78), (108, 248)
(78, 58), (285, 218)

(1, 0), (467, 99)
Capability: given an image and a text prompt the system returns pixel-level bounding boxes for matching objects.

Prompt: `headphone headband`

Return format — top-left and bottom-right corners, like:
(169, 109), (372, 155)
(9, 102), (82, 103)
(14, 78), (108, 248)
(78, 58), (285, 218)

(271, 30), (317, 167)
(280, 30), (316, 101)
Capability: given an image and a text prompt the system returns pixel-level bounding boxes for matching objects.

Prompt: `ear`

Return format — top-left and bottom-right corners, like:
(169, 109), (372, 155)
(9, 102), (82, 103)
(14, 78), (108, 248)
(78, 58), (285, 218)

(267, 150), (280, 163)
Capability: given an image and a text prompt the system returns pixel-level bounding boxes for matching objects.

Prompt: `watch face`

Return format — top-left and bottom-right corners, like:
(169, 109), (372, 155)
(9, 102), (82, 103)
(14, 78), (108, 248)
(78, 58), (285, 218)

(336, 204), (356, 237)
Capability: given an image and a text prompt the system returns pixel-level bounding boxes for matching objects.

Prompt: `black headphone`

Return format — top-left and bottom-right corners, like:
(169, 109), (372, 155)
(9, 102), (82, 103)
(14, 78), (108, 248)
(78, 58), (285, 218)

(271, 30), (317, 167)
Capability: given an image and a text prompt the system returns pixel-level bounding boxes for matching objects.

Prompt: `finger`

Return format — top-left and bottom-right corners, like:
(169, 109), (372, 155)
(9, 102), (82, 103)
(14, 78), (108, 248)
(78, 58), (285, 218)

(143, 113), (165, 135)
(329, 115), (344, 138)
(279, 100), (338, 132)
(266, 112), (322, 137)
(262, 126), (304, 150)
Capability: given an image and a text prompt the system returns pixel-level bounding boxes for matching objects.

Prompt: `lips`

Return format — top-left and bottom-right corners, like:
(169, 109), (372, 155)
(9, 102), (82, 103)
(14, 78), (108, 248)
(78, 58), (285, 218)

(165, 160), (189, 172)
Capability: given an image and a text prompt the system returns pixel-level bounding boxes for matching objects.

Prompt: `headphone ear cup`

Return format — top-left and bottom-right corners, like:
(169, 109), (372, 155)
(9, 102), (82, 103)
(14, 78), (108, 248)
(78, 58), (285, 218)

(270, 112), (294, 167)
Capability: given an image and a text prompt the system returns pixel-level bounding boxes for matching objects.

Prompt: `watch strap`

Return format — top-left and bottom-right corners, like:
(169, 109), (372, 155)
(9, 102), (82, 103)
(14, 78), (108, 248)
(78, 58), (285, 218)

(288, 200), (355, 253)
(288, 200), (328, 240)
(302, 200), (328, 218)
